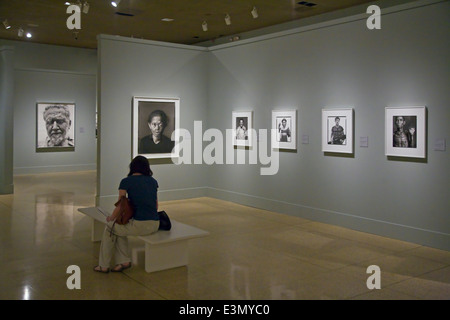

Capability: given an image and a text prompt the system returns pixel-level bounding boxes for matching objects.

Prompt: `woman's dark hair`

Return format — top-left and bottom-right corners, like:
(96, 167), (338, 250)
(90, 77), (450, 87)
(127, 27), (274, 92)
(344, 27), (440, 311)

(128, 155), (153, 176)
(147, 110), (168, 127)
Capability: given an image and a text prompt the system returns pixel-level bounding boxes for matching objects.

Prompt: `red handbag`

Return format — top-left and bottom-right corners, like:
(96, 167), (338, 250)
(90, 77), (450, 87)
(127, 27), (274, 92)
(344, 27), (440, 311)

(114, 196), (134, 225)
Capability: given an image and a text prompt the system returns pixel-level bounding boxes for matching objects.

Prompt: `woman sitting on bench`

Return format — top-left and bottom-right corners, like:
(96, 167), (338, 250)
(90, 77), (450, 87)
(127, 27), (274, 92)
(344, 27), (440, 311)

(94, 156), (160, 273)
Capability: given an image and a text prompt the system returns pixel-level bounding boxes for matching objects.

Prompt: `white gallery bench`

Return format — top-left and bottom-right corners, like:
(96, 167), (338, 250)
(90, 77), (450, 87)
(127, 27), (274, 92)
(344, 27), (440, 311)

(77, 207), (209, 273)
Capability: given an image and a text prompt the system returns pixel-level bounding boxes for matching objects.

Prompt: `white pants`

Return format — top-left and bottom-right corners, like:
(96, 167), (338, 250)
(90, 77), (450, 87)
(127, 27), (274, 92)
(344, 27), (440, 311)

(99, 219), (159, 268)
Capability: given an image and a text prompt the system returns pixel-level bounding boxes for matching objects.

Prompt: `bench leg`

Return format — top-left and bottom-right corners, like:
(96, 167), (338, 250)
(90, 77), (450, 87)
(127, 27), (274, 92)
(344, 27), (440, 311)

(91, 219), (104, 242)
(144, 241), (189, 273)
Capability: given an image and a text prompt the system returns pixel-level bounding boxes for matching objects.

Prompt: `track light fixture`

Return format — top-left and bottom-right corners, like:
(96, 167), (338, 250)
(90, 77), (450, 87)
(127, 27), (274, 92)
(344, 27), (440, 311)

(82, 1), (90, 14)
(202, 21), (208, 32)
(65, 1), (88, 13)
(224, 14), (231, 25)
(3, 19), (11, 29)
(251, 6), (258, 19)
(111, 0), (121, 7)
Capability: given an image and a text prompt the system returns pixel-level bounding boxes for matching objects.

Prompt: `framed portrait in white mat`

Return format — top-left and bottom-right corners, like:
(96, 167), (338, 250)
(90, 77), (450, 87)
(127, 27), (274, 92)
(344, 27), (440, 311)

(36, 102), (75, 152)
(133, 97), (180, 159)
(322, 108), (354, 154)
(385, 106), (426, 158)
(232, 111), (253, 147)
(272, 110), (296, 150)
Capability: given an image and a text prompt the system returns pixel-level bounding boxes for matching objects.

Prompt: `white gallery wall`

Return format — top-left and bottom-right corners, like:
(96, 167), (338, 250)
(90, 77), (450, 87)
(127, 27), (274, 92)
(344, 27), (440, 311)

(205, 0), (450, 250)
(2, 1), (446, 248)
(96, 36), (210, 209)
(0, 39), (97, 174)
(64, 0), (447, 250)
(14, 69), (96, 173)
(0, 46), (14, 194)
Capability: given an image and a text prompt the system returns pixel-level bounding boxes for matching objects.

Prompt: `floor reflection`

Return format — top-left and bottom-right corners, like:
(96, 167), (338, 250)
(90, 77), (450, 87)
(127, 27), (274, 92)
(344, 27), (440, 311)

(271, 283), (296, 299)
(35, 193), (75, 244)
(230, 263), (251, 299)
(1, 171), (449, 300)
(22, 285), (31, 300)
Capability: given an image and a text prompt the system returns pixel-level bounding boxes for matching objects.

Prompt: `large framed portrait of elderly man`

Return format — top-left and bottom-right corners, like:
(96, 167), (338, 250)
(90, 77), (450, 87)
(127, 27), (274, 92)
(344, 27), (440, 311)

(36, 102), (75, 152)
(385, 106), (426, 158)
(133, 97), (180, 159)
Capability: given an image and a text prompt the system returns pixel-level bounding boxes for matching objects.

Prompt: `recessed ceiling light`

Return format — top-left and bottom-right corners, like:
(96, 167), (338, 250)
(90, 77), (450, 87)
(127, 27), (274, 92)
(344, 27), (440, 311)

(26, 32), (32, 38)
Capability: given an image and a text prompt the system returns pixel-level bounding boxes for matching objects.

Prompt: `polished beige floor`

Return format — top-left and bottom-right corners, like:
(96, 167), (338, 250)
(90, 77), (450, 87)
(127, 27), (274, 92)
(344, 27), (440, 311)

(0, 171), (449, 300)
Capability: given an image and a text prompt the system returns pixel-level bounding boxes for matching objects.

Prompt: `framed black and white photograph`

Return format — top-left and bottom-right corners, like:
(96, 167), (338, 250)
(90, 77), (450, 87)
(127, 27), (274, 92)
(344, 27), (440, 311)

(36, 102), (75, 152)
(322, 108), (353, 154)
(232, 111), (253, 147)
(385, 106), (426, 158)
(133, 97), (180, 159)
(272, 110), (296, 150)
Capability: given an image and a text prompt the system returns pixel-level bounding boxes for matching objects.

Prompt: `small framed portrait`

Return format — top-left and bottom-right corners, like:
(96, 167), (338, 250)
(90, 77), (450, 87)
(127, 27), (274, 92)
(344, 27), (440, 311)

(322, 108), (354, 154)
(36, 102), (75, 152)
(232, 111), (253, 147)
(132, 97), (180, 159)
(385, 106), (426, 158)
(272, 110), (297, 150)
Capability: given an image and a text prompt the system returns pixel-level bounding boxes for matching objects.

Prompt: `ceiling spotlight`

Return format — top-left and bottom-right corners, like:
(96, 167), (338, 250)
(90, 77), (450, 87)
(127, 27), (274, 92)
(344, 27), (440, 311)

(26, 32), (32, 38)
(111, 0), (121, 7)
(18, 27), (24, 37)
(224, 14), (231, 25)
(202, 21), (208, 32)
(251, 6), (258, 19)
(3, 19), (11, 29)
(82, 1), (90, 14)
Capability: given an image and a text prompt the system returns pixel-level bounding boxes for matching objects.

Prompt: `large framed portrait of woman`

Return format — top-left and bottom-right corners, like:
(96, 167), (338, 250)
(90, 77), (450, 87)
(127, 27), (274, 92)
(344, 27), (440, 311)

(132, 97), (180, 159)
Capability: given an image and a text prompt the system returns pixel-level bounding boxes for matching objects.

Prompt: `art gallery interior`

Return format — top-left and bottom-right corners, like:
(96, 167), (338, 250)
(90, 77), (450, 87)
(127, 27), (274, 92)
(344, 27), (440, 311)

(0, 0), (448, 300)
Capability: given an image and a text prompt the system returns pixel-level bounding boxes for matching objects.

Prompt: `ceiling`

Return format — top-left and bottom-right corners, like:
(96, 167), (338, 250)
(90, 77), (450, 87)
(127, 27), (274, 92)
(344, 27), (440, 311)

(1, 0), (380, 49)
